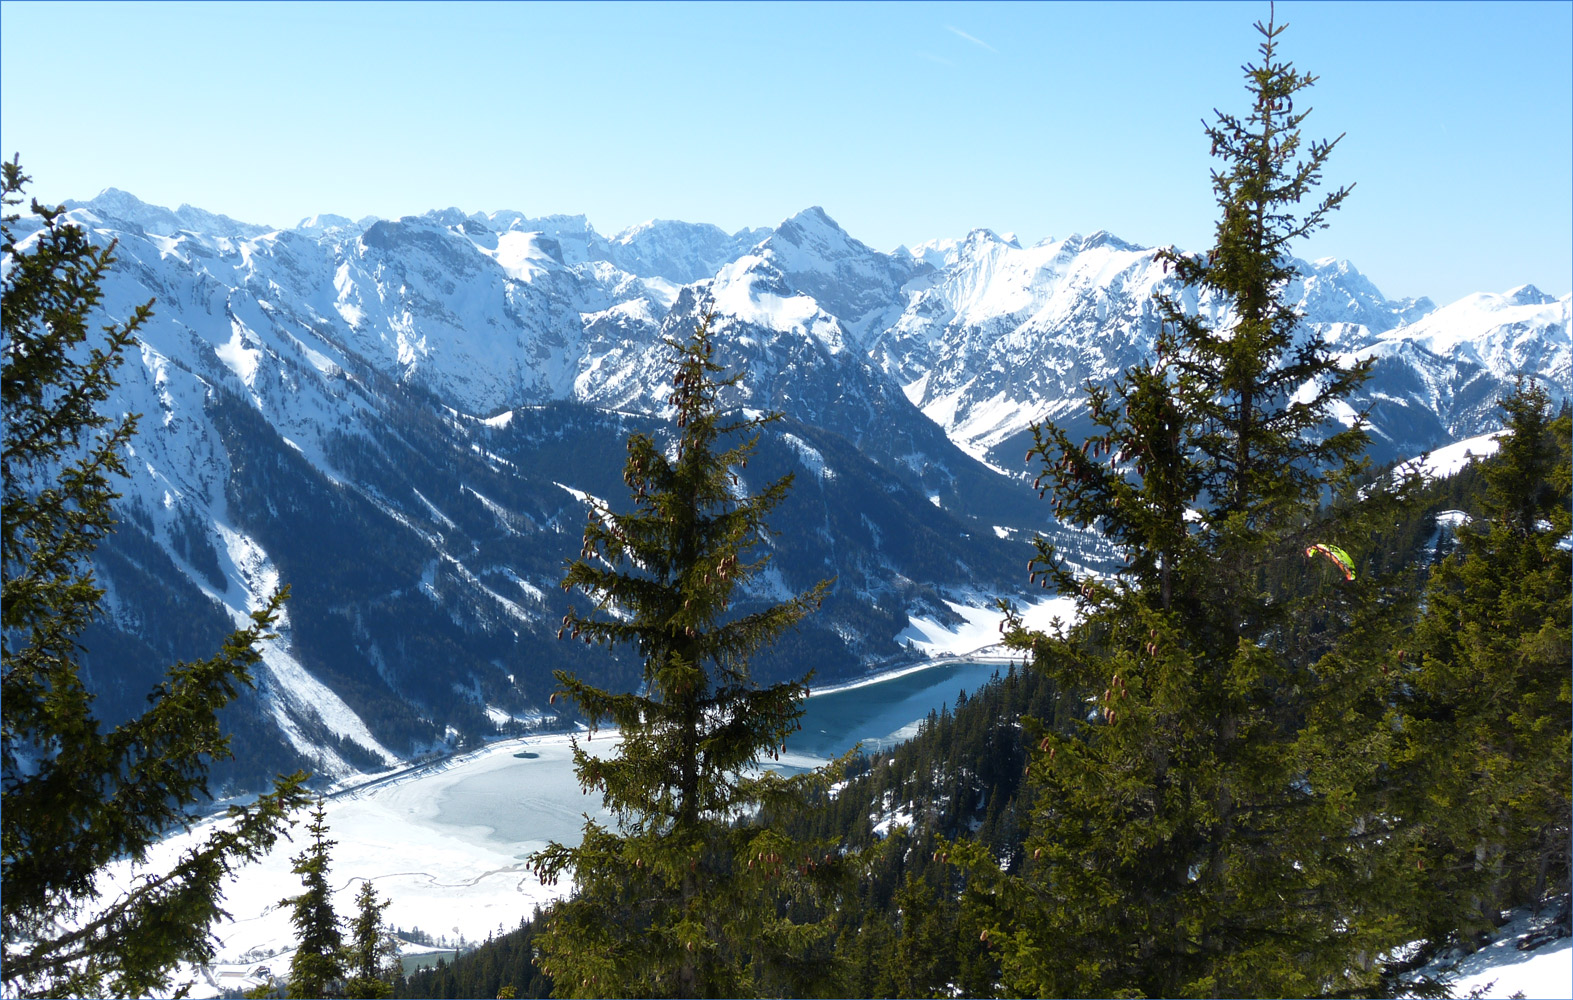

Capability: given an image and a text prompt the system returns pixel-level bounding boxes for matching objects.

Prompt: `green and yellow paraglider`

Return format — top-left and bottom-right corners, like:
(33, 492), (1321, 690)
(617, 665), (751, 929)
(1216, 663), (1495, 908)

(1304, 543), (1355, 582)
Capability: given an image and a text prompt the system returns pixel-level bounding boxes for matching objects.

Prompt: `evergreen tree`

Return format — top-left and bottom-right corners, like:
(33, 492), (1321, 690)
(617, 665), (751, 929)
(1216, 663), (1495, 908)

(1401, 381), (1572, 942)
(888, 871), (957, 998)
(531, 317), (842, 998)
(1, 159), (310, 998)
(344, 879), (399, 999)
(957, 13), (1418, 996)
(282, 799), (346, 999)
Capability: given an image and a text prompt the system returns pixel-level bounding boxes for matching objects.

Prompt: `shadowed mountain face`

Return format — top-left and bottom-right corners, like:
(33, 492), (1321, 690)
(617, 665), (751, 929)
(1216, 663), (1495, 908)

(27, 190), (1568, 790)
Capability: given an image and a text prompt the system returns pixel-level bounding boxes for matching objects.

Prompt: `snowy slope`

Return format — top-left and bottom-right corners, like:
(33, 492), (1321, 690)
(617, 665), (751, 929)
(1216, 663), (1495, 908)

(1410, 904), (1572, 999)
(136, 728), (1570, 1000)
(880, 229), (1172, 463)
(19, 188), (1565, 791)
(875, 227), (1557, 469)
(96, 733), (619, 997)
(1350, 285), (1573, 451)
(1376, 284), (1570, 381)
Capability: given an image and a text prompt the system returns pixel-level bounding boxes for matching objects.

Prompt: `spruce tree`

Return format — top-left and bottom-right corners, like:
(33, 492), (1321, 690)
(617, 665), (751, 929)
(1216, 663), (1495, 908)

(956, 13), (1418, 997)
(344, 879), (398, 999)
(531, 318), (841, 998)
(1401, 381), (1572, 942)
(282, 799), (346, 999)
(1, 159), (310, 998)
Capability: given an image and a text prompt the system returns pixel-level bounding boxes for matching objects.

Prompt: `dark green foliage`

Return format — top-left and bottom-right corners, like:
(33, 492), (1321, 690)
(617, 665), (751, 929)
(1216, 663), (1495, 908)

(955, 16), (1420, 997)
(531, 318), (845, 998)
(1401, 382), (1572, 943)
(1, 159), (309, 998)
(411, 431), (1560, 1000)
(413, 664), (1056, 1000)
(282, 799), (346, 998)
(344, 879), (398, 999)
(767, 664), (1062, 999)
(396, 913), (554, 999)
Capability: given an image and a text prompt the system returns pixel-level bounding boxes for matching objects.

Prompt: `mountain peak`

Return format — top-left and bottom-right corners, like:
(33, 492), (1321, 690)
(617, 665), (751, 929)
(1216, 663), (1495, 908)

(1078, 230), (1141, 253)
(1505, 284), (1555, 307)
(777, 205), (845, 236)
(764, 207), (882, 269)
(964, 228), (1006, 245)
(419, 207), (471, 227)
(600, 218), (769, 283)
(295, 213), (360, 233)
(68, 189), (269, 240)
(613, 218), (720, 246)
(86, 187), (151, 213)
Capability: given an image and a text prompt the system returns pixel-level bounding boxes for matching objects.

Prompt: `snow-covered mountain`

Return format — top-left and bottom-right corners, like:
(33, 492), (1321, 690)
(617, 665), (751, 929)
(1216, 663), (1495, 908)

(874, 227), (1490, 469)
(18, 189), (1567, 791)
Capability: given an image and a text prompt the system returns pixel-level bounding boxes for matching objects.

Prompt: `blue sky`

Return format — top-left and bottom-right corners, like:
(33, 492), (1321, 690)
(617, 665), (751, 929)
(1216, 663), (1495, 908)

(2, 1), (1568, 305)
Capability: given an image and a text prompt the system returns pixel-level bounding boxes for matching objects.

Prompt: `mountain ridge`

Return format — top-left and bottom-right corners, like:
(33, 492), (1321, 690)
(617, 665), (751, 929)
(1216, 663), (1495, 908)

(23, 187), (1569, 791)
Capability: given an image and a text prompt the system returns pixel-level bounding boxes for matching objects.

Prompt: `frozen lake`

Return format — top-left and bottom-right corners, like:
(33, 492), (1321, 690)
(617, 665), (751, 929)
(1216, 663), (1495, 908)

(118, 641), (1569, 1000)
(413, 657), (1015, 843)
(790, 658), (1012, 759)
(117, 654), (1022, 995)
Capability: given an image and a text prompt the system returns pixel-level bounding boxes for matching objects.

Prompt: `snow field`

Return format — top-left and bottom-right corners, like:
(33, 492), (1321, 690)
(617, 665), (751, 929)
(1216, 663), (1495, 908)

(1413, 905), (1572, 999)
(895, 595), (1078, 660)
(111, 733), (620, 997)
(1395, 431), (1504, 481)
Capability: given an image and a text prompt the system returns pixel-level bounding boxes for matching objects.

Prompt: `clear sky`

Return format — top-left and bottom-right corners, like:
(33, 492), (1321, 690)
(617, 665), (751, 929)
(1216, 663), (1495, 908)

(2, 1), (1568, 305)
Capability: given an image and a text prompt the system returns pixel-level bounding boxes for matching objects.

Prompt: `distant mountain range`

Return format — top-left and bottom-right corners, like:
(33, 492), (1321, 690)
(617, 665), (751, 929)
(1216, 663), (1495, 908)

(16, 190), (1567, 791)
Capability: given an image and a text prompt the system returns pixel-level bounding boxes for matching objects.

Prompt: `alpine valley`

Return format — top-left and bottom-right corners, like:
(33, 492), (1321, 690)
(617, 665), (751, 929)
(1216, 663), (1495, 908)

(23, 191), (1569, 793)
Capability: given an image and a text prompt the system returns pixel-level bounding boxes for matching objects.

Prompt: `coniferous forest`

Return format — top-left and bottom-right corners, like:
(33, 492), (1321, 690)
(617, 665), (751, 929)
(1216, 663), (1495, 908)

(395, 15), (1571, 999)
(3, 9), (1568, 1000)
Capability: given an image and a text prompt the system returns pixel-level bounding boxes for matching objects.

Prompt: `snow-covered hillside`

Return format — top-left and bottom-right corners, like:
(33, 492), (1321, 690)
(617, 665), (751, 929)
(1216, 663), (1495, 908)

(13, 188), (1565, 790)
(131, 727), (1572, 1000)
(98, 734), (619, 997)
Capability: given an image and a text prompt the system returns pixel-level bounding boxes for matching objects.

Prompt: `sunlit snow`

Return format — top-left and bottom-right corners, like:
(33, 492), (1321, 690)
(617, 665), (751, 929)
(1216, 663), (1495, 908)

(212, 523), (399, 773)
(1395, 431), (1504, 481)
(111, 735), (620, 997)
(780, 432), (832, 481)
(896, 596), (1078, 659)
(214, 322), (262, 387)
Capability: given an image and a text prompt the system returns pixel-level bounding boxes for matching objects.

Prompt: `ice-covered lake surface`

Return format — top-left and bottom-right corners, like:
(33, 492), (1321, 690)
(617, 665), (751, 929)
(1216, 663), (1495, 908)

(119, 654), (1022, 996)
(380, 657), (1015, 846)
(103, 643), (1571, 1000)
(112, 734), (626, 997)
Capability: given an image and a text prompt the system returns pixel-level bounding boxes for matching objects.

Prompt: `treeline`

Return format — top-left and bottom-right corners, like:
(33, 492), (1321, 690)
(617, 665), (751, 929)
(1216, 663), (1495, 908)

(408, 399), (1569, 994)
(395, 13), (1570, 1000)
(395, 916), (553, 1000)
(6, 9), (1568, 1000)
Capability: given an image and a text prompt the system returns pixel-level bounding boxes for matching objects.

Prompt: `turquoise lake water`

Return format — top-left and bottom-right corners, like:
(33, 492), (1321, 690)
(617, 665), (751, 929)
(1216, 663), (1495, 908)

(785, 659), (1014, 760)
(423, 659), (1017, 844)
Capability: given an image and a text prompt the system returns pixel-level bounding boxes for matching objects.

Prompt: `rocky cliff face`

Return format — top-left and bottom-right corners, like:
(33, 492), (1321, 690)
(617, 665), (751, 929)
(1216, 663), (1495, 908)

(20, 189), (1565, 789)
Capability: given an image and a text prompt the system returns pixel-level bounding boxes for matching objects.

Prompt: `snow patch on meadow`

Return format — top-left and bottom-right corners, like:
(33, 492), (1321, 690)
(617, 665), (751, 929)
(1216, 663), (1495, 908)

(895, 595), (1078, 659)
(1395, 431), (1504, 481)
